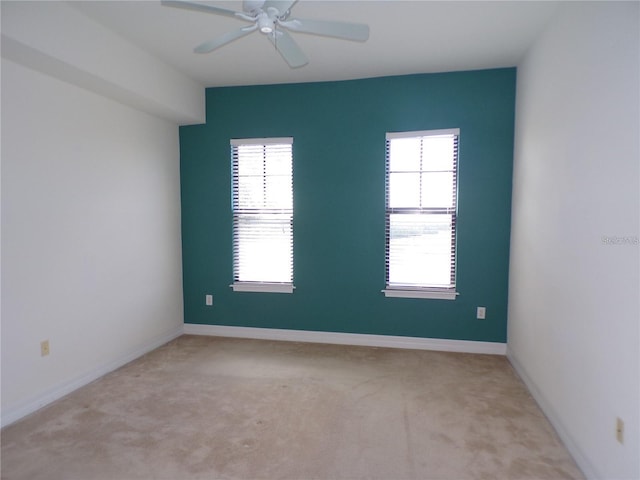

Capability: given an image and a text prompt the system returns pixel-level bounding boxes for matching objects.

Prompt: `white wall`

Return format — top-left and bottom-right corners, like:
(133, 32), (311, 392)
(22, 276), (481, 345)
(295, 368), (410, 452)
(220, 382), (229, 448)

(508, 2), (639, 479)
(1, 58), (184, 426)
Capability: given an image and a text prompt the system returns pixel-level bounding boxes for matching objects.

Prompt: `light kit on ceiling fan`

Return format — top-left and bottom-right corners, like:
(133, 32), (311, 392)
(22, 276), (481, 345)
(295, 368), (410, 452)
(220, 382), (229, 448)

(161, 0), (370, 68)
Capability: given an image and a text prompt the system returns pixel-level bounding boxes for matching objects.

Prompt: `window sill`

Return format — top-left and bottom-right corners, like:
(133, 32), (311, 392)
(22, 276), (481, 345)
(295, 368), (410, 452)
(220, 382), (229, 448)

(382, 288), (458, 300)
(230, 282), (295, 294)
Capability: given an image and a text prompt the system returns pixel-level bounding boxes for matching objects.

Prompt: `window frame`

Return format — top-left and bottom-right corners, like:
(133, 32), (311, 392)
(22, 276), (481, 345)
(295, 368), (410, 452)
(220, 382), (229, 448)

(382, 128), (460, 300)
(229, 137), (295, 294)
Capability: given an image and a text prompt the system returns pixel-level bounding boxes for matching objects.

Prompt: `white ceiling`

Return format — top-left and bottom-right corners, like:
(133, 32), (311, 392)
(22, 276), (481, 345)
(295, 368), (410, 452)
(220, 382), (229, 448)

(71, 0), (558, 88)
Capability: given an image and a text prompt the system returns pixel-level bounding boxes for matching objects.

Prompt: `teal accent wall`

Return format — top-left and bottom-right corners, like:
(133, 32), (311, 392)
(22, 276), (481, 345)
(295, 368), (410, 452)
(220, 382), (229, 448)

(180, 68), (516, 343)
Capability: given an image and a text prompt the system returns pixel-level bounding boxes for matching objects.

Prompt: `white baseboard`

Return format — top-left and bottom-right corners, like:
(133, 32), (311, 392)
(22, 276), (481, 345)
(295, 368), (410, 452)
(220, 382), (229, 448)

(1, 325), (183, 428)
(183, 324), (507, 355)
(507, 348), (597, 480)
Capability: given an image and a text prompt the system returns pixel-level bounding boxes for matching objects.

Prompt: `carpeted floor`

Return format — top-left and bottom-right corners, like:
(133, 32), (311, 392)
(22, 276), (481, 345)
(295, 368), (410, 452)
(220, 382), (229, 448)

(1, 335), (584, 480)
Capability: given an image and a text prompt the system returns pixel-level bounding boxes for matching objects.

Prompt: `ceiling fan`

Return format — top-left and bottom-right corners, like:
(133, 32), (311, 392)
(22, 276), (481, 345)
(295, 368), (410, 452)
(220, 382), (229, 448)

(161, 0), (370, 68)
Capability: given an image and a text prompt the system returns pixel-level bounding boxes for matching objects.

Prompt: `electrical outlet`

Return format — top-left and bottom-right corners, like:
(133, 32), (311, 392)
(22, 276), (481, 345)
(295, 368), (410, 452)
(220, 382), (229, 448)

(205, 294), (213, 306)
(616, 417), (624, 444)
(40, 340), (50, 357)
(476, 306), (486, 319)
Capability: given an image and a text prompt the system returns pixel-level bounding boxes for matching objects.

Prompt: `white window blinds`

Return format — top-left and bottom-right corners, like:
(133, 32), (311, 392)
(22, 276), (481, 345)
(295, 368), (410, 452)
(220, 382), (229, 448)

(231, 138), (293, 291)
(385, 129), (459, 296)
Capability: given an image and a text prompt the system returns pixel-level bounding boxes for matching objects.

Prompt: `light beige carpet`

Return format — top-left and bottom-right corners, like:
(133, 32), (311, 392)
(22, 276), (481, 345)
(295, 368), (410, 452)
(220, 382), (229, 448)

(1, 335), (583, 480)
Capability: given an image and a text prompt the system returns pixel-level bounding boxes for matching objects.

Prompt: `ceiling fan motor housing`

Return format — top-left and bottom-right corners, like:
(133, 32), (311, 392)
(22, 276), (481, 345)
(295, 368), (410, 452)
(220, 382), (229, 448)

(257, 11), (275, 34)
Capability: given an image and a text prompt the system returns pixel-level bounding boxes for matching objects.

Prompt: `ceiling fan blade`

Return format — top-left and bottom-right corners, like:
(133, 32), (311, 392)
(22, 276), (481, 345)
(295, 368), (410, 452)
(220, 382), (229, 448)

(242, 1), (265, 13)
(263, 0), (297, 15)
(267, 29), (308, 68)
(161, 0), (242, 19)
(280, 18), (369, 42)
(194, 25), (258, 53)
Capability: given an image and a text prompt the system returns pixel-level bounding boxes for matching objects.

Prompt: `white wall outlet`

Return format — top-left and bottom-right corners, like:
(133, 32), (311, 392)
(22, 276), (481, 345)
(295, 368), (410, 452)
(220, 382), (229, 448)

(476, 307), (486, 319)
(616, 417), (624, 444)
(205, 294), (213, 306)
(40, 340), (50, 357)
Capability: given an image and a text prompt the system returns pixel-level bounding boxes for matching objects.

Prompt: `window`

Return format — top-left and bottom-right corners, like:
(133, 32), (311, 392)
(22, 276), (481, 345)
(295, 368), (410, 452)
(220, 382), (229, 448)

(383, 129), (459, 300)
(230, 137), (294, 293)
